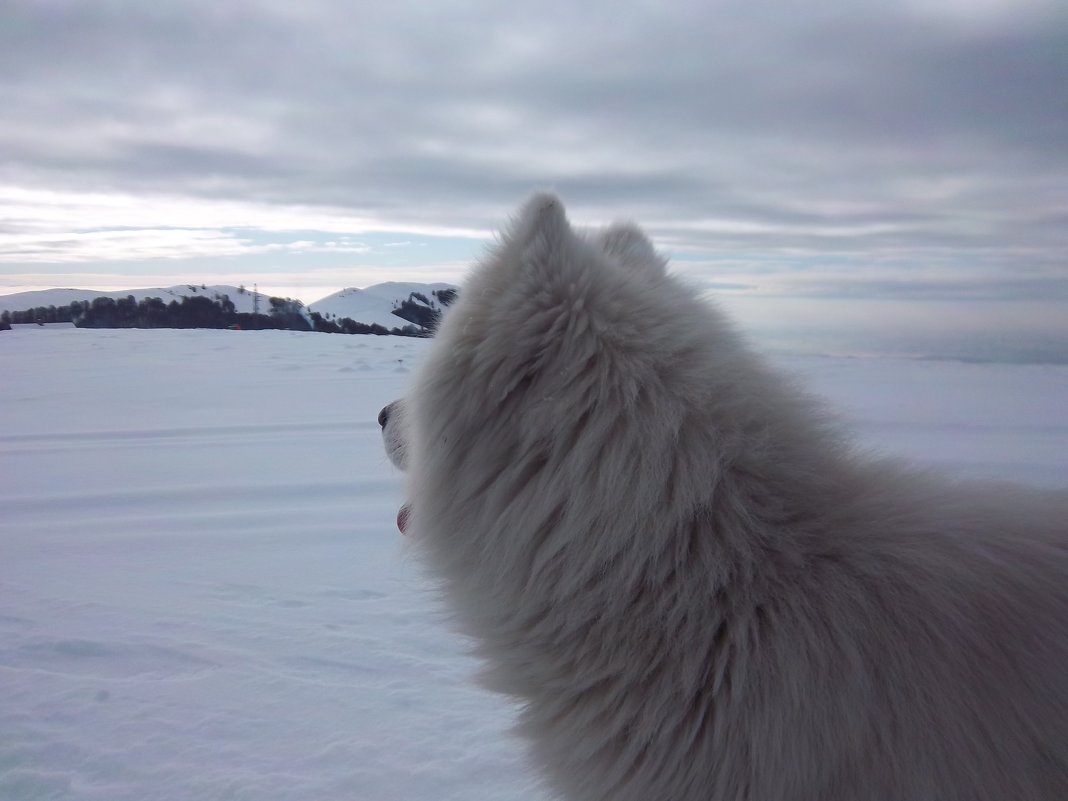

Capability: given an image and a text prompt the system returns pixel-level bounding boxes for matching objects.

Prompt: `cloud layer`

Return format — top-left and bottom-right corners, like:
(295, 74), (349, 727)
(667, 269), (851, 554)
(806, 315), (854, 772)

(1, 0), (1066, 302)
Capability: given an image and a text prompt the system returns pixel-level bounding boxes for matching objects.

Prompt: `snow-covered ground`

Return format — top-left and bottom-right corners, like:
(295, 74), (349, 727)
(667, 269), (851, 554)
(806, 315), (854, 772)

(2, 327), (1066, 801)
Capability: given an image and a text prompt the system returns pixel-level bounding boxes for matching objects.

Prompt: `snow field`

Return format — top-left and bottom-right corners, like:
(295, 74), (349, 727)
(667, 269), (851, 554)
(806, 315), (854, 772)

(2, 329), (538, 801)
(2, 327), (1066, 800)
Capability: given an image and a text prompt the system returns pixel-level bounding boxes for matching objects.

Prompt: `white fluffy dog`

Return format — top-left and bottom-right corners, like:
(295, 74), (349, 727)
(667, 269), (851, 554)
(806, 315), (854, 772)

(382, 194), (1068, 801)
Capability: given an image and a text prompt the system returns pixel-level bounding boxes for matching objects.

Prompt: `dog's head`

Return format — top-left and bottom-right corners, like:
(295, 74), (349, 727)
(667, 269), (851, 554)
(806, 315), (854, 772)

(377, 195), (680, 537)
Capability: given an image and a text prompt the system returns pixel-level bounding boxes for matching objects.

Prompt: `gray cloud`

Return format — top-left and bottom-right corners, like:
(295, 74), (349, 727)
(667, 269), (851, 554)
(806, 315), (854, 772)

(1, 0), (1066, 300)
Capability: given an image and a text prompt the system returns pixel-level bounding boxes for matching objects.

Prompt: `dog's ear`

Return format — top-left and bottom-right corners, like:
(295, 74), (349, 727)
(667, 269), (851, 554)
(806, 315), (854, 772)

(597, 222), (666, 277)
(500, 192), (589, 288)
(508, 191), (570, 249)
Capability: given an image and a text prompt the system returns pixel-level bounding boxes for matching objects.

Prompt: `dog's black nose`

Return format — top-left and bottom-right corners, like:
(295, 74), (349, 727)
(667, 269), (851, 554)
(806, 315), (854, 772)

(378, 403), (391, 428)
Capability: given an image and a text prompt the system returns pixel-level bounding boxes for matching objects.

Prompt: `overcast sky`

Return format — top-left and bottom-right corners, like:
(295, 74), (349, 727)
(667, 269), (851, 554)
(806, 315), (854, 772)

(2, 0), (1066, 320)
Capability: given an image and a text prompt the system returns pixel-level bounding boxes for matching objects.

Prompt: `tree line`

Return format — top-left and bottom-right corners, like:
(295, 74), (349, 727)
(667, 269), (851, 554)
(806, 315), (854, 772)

(0, 292), (449, 337)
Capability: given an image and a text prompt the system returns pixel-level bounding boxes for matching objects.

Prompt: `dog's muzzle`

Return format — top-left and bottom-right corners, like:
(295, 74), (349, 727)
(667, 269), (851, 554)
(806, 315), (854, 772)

(380, 400), (411, 533)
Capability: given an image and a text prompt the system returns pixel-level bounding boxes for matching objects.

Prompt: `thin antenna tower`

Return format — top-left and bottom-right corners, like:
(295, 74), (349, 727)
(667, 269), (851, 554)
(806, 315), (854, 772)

(253, 283), (260, 316)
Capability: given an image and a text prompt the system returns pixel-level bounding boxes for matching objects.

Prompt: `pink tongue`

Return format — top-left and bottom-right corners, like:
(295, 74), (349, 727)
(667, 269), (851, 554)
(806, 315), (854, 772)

(397, 504), (411, 534)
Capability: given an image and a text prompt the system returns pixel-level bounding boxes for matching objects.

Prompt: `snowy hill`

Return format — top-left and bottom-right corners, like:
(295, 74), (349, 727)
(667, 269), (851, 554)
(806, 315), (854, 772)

(0, 282), (460, 330)
(0, 284), (276, 315)
(308, 282), (458, 330)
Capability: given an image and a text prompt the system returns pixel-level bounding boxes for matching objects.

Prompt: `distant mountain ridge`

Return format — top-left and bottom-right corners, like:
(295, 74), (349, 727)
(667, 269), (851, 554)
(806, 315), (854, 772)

(0, 284), (273, 316)
(308, 282), (458, 330)
(0, 282), (459, 330)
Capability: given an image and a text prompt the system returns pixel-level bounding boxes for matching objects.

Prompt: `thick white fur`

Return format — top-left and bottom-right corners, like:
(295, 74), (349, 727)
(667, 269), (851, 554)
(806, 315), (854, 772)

(385, 195), (1068, 801)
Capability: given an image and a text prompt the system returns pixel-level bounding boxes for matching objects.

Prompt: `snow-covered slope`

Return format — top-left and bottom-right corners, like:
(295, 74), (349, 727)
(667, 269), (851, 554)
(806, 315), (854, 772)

(0, 284), (276, 315)
(2, 328), (1067, 800)
(308, 282), (458, 329)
